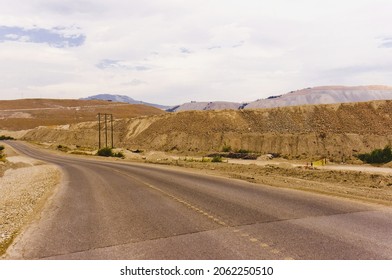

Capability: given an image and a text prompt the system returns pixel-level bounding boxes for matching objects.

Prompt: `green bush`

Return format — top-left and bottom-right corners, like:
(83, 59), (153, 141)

(96, 147), (124, 158)
(57, 144), (69, 152)
(357, 146), (392, 164)
(0, 145), (5, 161)
(97, 147), (114, 157)
(221, 145), (232, 152)
(113, 151), (125, 158)
(201, 157), (211, 162)
(211, 155), (223, 163)
(0, 135), (15, 140)
(236, 149), (250, 154)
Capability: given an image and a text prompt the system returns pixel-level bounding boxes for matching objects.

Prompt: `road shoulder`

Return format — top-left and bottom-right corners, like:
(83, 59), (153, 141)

(0, 142), (61, 257)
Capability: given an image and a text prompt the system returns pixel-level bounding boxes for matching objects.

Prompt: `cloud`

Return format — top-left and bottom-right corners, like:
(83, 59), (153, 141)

(42, 0), (105, 16)
(0, 26), (85, 48)
(134, 65), (151, 71)
(379, 37), (392, 48)
(1, 0), (392, 104)
(123, 79), (147, 86)
(326, 64), (392, 77)
(232, 40), (245, 48)
(179, 47), (192, 54)
(96, 59), (151, 71)
(207, 46), (222, 50)
(96, 59), (121, 69)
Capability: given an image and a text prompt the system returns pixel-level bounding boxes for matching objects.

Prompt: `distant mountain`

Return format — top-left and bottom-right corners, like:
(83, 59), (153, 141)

(167, 101), (242, 112)
(82, 86), (392, 113)
(81, 94), (171, 110)
(167, 85), (392, 112)
(244, 85), (392, 109)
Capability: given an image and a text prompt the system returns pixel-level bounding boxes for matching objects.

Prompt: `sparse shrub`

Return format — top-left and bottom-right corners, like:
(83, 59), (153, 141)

(211, 155), (223, 163)
(357, 146), (392, 164)
(207, 152), (259, 160)
(221, 145), (232, 152)
(97, 147), (125, 158)
(236, 149), (250, 154)
(201, 157), (211, 162)
(57, 144), (69, 152)
(269, 153), (281, 158)
(97, 147), (114, 157)
(0, 145), (5, 161)
(69, 151), (90, 155)
(0, 135), (15, 140)
(113, 151), (125, 158)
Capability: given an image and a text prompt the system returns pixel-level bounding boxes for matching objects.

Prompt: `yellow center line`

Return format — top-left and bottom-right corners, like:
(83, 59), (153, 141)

(109, 167), (295, 260)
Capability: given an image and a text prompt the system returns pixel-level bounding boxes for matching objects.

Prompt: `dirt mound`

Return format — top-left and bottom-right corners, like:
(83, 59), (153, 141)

(0, 99), (164, 130)
(21, 100), (392, 161)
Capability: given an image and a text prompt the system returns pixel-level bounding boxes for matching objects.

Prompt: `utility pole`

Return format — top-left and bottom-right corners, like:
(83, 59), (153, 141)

(111, 114), (114, 148)
(104, 113), (108, 148)
(98, 113), (101, 149)
(98, 113), (114, 149)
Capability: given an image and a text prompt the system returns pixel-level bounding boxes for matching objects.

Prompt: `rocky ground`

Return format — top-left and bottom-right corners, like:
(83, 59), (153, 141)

(0, 143), (61, 256)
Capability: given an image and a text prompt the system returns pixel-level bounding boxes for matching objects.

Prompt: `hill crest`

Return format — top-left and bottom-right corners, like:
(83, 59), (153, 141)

(0, 98), (164, 130)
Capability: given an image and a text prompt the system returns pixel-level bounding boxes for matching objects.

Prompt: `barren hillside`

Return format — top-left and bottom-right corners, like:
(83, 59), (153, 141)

(21, 100), (392, 160)
(167, 85), (392, 112)
(169, 101), (242, 112)
(0, 99), (164, 130)
(245, 85), (392, 109)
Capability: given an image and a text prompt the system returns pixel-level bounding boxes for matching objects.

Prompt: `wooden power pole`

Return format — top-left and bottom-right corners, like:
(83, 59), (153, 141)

(98, 113), (114, 149)
(98, 113), (101, 149)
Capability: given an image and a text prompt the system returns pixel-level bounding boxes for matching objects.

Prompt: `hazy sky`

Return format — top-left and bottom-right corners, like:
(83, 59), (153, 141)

(0, 0), (391, 105)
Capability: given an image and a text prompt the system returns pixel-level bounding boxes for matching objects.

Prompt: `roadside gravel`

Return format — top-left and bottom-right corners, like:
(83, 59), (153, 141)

(0, 144), (61, 256)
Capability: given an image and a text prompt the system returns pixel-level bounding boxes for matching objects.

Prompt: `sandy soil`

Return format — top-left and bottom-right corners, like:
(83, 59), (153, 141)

(0, 143), (61, 255)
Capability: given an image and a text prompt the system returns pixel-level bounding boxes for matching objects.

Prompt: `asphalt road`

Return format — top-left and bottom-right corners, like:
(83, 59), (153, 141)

(4, 142), (392, 259)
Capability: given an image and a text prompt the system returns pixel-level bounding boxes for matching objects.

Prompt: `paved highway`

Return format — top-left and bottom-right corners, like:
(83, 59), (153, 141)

(4, 142), (392, 259)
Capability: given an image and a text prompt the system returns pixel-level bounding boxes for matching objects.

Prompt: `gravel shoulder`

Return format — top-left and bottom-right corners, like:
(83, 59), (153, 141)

(0, 142), (61, 256)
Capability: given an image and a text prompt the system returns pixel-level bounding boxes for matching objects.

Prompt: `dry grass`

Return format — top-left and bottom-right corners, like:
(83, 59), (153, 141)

(0, 99), (165, 130)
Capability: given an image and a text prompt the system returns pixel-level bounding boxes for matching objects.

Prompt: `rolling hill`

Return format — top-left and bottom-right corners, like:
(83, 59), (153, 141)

(81, 94), (171, 110)
(0, 99), (164, 131)
(168, 85), (392, 112)
(21, 99), (392, 161)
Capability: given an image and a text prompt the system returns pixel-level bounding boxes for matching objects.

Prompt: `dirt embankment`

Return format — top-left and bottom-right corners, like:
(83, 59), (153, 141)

(21, 100), (392, 161)
(0, 143), (61, 256)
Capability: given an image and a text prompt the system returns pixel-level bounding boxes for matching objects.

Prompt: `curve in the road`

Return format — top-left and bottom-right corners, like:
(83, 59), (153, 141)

(4, 141), (392, 260)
